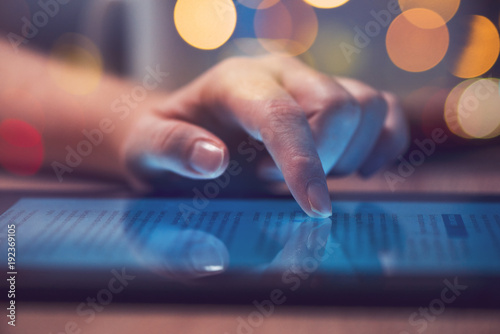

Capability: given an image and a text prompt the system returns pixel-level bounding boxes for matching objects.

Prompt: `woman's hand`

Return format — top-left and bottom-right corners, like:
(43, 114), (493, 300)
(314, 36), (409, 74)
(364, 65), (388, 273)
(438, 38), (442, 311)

(121, 56), (409, 218)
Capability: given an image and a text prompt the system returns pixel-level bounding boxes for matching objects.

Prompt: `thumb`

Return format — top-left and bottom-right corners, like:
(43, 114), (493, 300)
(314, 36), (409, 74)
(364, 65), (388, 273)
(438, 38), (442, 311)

(121, 115), (229, 186)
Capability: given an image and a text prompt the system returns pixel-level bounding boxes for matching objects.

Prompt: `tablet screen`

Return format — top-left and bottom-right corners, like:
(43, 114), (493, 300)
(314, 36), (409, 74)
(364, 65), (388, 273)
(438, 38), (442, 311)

(2, 197), (499, 278)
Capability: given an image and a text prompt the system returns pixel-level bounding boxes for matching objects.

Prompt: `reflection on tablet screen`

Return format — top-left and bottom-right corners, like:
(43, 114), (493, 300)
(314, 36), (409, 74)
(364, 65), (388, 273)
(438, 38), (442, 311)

(2, 198), (499, 278)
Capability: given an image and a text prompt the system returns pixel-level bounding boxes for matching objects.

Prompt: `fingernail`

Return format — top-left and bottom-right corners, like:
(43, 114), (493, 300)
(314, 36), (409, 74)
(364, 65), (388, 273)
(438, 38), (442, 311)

(190, 140), (224, 177)
(189, 243), (226, 273)
(306, 180), (332, 218)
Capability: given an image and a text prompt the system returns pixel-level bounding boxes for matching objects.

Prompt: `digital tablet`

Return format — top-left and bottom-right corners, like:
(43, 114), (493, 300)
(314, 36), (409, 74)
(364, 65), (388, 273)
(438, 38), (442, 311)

(1, 194), (499, 308)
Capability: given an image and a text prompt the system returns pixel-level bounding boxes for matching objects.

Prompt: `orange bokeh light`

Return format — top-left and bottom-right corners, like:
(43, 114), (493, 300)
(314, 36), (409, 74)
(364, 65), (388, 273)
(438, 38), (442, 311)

(254, 0), (318, 56)
(399, 0), (460, 28)
(174, 0), (237, 50)
(386, 9), (449, 73)
(237, 0), (280, 9)
(303, 0), (350, 9)
(451, 15), (500, 79)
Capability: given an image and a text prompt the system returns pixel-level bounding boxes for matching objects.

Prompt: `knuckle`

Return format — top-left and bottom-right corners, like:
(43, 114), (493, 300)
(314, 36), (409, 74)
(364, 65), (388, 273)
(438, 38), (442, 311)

(319, 90), (355, 112)
(282, 153), (322, 177)
(209, 57), (247, 82)
(361, 92), (388, 117)
(260, 54), (298, 68)
(216, 56), (249, 71)
(383, 91), (403, 115)
(305, 75), (356, 113)
(149, 122), (184, 153)
(280, 55), (302, 67)
(265, 99), (303, 116)
(264, 99), (305, 133)
(382, 91), (398, 105)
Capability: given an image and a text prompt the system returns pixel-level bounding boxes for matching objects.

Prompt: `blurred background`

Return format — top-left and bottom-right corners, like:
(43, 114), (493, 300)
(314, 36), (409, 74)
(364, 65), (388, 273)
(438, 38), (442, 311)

(0, 0), (499, 179)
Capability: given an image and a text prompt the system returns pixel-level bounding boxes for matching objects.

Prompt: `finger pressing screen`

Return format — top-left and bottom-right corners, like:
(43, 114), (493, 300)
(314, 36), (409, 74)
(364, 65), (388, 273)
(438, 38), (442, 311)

(208, 60), (332, 218)
(277, 58), (363, 173)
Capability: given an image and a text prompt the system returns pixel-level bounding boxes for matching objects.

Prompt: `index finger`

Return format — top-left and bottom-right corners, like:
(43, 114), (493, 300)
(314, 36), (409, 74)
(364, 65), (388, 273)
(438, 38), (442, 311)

(207, 66), (332, 218)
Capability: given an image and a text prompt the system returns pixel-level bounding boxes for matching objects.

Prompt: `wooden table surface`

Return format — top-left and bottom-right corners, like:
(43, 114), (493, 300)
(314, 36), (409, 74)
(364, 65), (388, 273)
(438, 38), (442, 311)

(1, 145), (499, 334)
(3, 304), (500, 334)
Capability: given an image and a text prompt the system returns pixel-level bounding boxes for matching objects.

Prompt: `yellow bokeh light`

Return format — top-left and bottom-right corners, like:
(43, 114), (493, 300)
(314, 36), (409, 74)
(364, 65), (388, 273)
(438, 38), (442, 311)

(174, 0), (237, 50)
(457, 79), (500, 139)
(303, 0), (350, 9)
(48, 34), (103, 96)
(237, 0), (280, 9)
(254, 0), (318, 56)
(444, 79), (477, 138)
(451, 15), (500, 79)
(309, 22), (366, 76)
(386, 9), (449, 73)
(399, 0), (460, 28)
